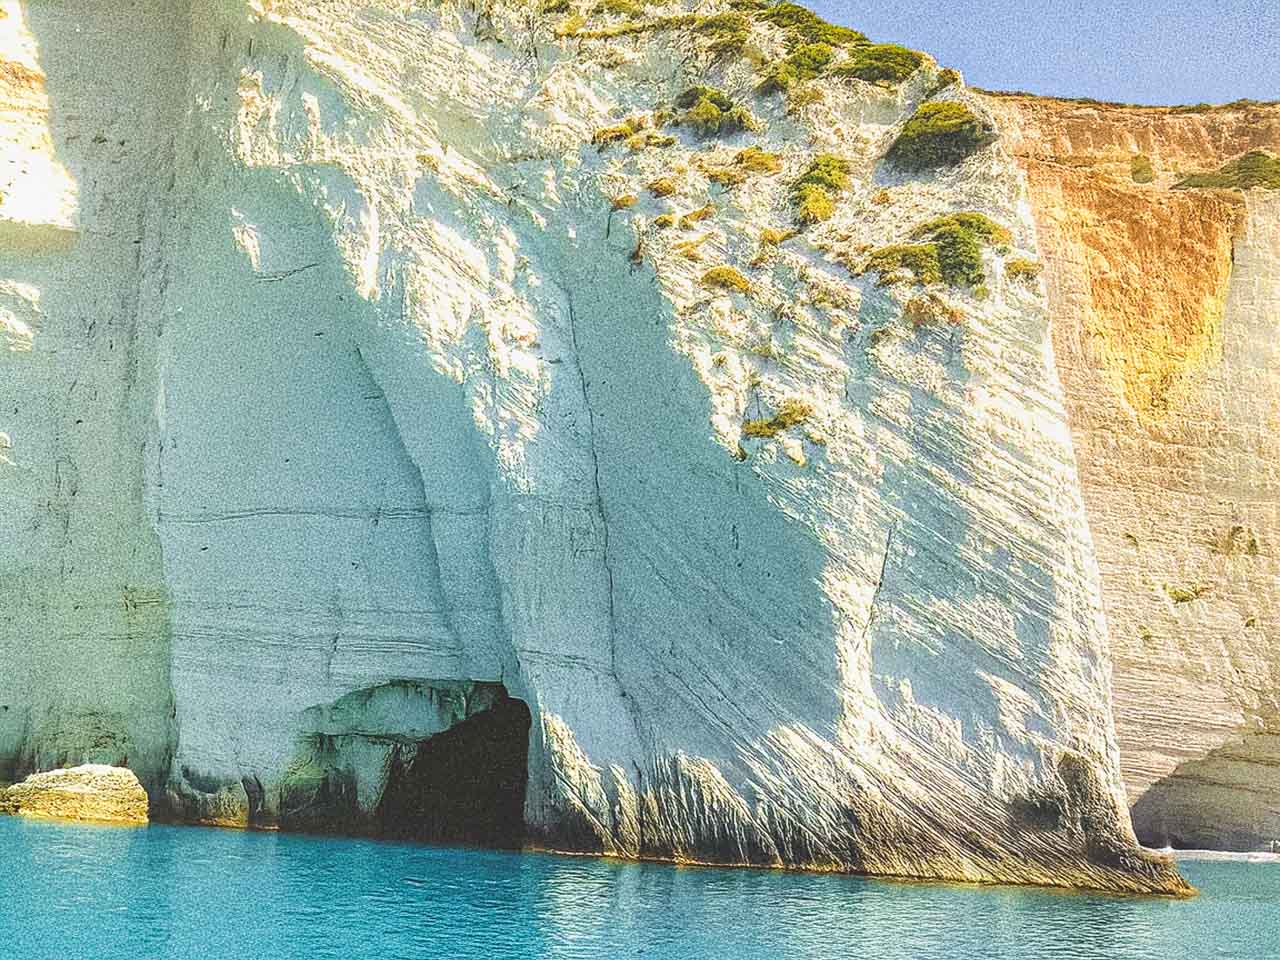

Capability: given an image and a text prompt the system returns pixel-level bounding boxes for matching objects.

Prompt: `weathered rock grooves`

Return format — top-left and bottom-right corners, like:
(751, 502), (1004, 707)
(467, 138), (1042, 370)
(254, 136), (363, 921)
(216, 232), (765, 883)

(1, 0), (1271, 893)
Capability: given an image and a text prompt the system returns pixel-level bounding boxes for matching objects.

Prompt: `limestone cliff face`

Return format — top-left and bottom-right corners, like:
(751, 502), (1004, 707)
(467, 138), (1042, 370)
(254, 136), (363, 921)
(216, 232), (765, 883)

(0, 0), (1211, 893)
(990, 94), (1280, 851)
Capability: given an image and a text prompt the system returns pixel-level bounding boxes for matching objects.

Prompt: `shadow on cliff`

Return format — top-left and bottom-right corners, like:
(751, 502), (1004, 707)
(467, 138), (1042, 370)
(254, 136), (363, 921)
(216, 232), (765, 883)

(1130, 717), (1280, 852)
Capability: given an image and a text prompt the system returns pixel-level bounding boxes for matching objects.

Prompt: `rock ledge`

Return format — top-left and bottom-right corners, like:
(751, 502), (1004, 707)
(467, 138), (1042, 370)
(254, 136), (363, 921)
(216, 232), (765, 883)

(0, 764), (149, 825)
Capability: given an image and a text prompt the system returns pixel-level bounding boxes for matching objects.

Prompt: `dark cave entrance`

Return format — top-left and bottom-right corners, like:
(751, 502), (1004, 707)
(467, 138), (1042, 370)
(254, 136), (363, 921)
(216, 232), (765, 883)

(375, 694), (532, 849)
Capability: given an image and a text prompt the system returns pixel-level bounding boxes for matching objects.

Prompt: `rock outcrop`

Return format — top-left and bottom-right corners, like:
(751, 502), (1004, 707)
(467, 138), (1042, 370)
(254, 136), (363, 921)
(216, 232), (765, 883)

(0, 764), (150, 824)
(1, 0), (1269, 892)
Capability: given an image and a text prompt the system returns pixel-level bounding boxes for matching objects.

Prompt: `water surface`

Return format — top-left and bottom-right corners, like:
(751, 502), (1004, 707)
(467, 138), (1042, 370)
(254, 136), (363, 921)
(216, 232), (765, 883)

(1, 817), (1274, 959)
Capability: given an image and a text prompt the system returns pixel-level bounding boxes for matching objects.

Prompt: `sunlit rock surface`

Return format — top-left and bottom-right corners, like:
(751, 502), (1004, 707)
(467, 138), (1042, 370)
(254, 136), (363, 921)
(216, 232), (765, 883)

(0, 764), (149, 824)
(7, 0), (1273, 892)
(991, 94), (1280, 852)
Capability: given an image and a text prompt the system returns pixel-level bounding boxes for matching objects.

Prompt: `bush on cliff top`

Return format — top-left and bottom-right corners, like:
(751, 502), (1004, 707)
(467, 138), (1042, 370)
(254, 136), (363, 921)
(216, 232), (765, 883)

(884, 101), (997, 171)
(1175, 150), (1280, 190)
(756, 2), (866, 50)
(831, 44), (924, 85)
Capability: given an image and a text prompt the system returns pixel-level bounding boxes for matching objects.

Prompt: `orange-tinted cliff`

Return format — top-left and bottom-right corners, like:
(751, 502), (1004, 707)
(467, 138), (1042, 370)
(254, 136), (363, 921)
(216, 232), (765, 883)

(989, 93), (1280, 850)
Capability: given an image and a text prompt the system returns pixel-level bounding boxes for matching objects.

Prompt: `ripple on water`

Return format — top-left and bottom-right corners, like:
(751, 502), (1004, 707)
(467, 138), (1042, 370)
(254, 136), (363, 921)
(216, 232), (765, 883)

(0, 818), (1276, 960)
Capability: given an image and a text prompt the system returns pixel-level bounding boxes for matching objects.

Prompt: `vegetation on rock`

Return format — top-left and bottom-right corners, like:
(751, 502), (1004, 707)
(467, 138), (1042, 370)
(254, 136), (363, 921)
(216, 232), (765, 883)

(648, 177), (678, 197)
(903, 292), (963, 327)
(862, 211), (1008, 287)
(1005, 257), (1042, 282)
(862, 243), (942, 286)
(675, 86), (757, 138)
(1175, 150), (1280, 190)
(910, 212), (1011, 246)
(792, 154), (852, 225)
(1165, 583), (1211, 604)
(702, 265), (753, 293)
(831, 44), (924, 85)
(680, 203), (716, 228)
(1130, 154), (1155, 184)
(594, 0), (647, 17)
(593, 115), (649, 147)
(758, 42), (836, 93)
(756, 2), (866, 50)
(743, 398), (814, 438)
(694, 12), (752, 57)
(884, 101), (996, 170)
(734, 146), (783, 174)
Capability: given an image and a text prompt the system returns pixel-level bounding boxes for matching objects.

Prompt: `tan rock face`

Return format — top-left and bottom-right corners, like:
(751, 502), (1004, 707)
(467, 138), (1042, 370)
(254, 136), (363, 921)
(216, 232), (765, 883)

(992, 93), (1280, 850)
(0, 764), (149, 825)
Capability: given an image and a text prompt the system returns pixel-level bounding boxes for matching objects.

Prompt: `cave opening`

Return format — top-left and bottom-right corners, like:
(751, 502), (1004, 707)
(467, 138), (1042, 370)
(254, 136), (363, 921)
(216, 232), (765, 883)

(375, 694), (532, 849)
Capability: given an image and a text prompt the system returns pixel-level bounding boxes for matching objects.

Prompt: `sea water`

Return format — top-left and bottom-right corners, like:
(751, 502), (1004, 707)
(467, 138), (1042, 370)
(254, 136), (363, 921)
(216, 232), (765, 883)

(0, 816), (1275, 959)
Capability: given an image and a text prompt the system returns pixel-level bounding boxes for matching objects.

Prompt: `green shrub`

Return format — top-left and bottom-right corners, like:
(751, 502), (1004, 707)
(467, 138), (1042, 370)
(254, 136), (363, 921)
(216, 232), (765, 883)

(1165, 583), (1210, 604)
(702, 265), (752, 293)
(540, 0), (571, 13)
(760, 227), (796, 245)
(758, 42), (836, 93)
(791, 154), (852, 225)
(594, 0), (645, 16)
(1005, 257), (1041, 282)
(592, 115), (648, 146)
(925, 67), (961, 98)
(756, 3), (866, 50)
(735, 146), (783, 173)
(554, 13), (586, 36)
(653, 213), (677, 229)
(910, 212), (1011, 245)
(862, 243), (941, 285)
(907, 212), (1007, 286)
(794, 186), (835, 223)
(1131, 153), (1155, 184)
(884, 101), (997, 171)
(611, 194), (638, 210)
(695, 12), (751, 57)
(831, 44), (923, 85)
(648, 177), (678, 197)
(1175, 150), (1280, 190)
(675, 86), (757, 138)
(705, 166), (748, 187)
(743, 398), (814, 438)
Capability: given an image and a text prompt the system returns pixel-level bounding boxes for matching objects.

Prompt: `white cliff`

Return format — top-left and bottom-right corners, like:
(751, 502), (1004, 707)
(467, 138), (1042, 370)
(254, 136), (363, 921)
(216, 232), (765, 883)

(0, 0), (1205, 893)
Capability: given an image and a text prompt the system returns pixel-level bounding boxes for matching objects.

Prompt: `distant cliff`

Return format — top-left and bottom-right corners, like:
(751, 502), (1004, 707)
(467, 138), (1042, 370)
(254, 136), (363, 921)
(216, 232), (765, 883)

(989, 93), (1280, 852)
(0, 0), (1270, 892)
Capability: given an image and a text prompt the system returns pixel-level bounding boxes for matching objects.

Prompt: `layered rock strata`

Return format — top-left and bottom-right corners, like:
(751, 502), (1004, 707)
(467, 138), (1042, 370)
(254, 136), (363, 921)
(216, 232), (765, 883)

(8, 0), (1272, 891)
(990, 94), (1280, 851)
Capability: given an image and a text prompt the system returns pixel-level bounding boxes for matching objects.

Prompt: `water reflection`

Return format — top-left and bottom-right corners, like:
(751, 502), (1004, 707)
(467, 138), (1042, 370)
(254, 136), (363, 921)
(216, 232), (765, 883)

(0, 818), (1274, 960)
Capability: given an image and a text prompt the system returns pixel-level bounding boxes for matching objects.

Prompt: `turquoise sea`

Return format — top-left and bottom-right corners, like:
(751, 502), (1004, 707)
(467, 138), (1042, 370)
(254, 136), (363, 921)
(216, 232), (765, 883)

(0, 816), (1275, 959)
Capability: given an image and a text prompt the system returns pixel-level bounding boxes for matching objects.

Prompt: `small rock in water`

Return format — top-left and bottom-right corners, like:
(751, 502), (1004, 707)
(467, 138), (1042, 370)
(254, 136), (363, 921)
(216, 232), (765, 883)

(0, 764), (148, 825)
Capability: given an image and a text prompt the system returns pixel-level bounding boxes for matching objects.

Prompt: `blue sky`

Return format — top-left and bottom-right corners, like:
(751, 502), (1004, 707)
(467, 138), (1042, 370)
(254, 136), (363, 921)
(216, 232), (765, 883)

(809, 0), (1279, 106)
